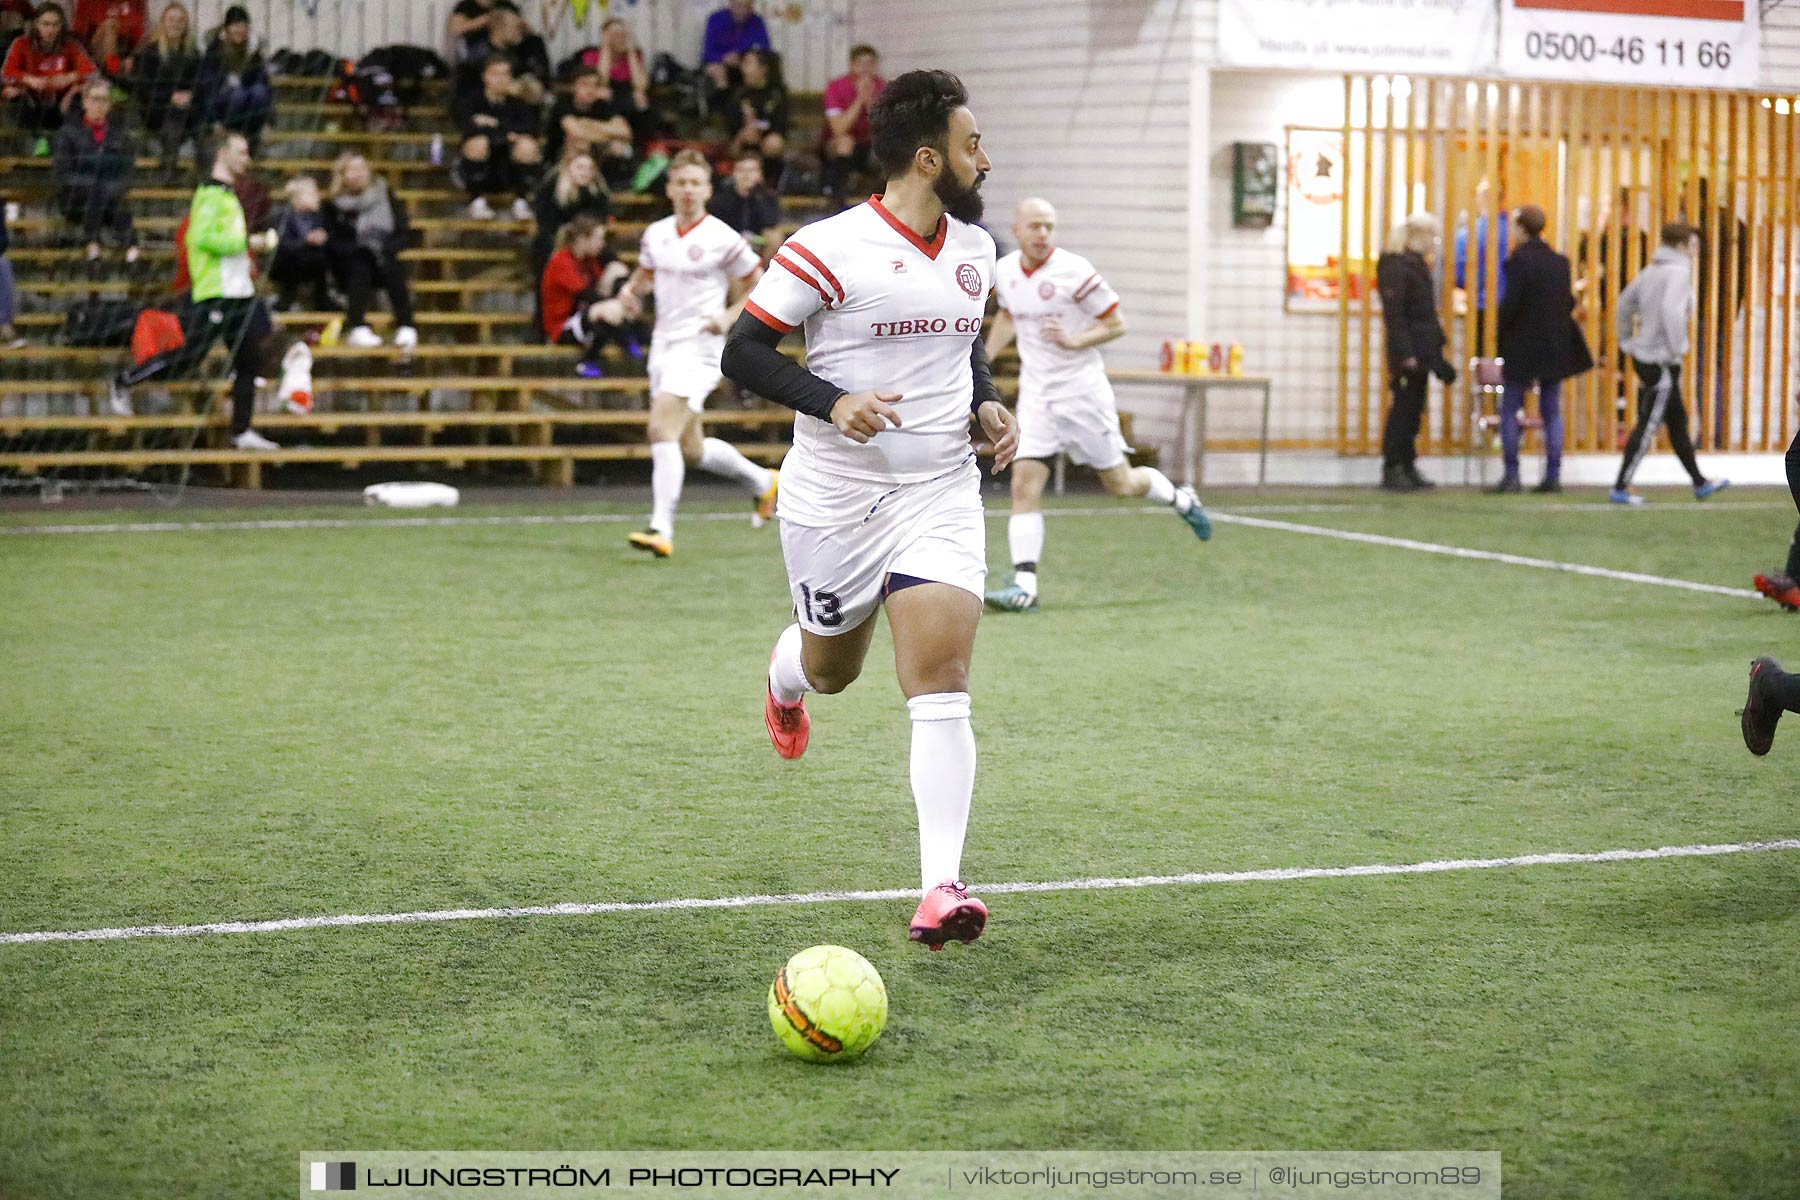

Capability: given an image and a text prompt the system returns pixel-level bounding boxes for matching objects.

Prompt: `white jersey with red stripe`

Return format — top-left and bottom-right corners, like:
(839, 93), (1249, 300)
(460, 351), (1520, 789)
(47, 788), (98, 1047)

(994, 247), (1120, 404)
(744, 196), (997, 487)
(639, 212), (759, 349)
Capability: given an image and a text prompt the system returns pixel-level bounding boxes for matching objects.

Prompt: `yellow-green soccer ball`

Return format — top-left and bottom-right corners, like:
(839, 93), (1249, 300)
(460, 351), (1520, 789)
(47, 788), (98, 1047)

(767, 945), (888, 1062)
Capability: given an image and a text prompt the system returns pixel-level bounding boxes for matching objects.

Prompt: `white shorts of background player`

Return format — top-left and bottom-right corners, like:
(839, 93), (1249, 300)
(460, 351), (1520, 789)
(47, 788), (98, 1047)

(1014, 386), (1130, 470)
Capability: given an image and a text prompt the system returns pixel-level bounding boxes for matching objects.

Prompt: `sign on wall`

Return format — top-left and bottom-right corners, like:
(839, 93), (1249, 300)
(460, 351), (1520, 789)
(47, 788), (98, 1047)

(1500, 0), (1759, 88)
(1285, 128), (1371, 312)
(1220, 0), (1496, 75)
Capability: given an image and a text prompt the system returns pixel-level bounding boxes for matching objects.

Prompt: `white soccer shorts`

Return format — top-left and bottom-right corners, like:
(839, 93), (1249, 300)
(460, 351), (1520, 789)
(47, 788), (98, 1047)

(1016, 390), (1130, 470)
(777, 455), (987, 636)
(648, 339), (724, 412)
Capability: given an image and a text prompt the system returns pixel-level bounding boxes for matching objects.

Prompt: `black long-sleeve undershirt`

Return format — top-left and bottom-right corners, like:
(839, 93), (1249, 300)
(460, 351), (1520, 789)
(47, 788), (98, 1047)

(722, 312), (1003, 422)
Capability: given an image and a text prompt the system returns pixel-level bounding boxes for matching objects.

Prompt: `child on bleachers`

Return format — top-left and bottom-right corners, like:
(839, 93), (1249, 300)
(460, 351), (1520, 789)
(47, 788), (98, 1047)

(2, 2), (96, 156)
(481, 6), (548, 106)
(539, 212), (634, 378)
(269, 175), (331, 312)
(52, 73), (135, 260)
(452, 55), (540, 221)
(131, 1), (198, 171)
(721, 47), (786, 189)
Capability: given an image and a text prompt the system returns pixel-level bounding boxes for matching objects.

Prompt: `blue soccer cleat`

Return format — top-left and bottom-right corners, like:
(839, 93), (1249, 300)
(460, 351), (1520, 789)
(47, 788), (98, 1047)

(983, 580), (1038, 613)
(1695, 477), (1731, 500)
(1609, 488), (1645, 506)
(1178, 487), (1213, 540)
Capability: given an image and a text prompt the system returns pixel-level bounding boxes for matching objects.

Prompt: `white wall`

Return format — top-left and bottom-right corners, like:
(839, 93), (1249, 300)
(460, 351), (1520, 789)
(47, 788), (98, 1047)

(848, 0), (1203, 454)
(1203, 72), (1350, 449)
(186, 0), (850, 91)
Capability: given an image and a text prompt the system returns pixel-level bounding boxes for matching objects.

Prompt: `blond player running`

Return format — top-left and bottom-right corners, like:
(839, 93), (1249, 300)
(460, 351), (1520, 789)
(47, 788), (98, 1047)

(982, 198), (1210, 612)
(619, 148), (779, 557)
(721, 70), (1017, 950)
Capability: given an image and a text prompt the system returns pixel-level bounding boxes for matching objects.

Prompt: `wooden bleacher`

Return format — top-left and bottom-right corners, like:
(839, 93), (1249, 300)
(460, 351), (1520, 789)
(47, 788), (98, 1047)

(0, 80), (925, 489)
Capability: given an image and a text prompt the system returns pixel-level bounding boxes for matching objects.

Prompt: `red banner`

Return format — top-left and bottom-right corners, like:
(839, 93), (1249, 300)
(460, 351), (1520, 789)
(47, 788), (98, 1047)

(1513, 0), (1743, 19)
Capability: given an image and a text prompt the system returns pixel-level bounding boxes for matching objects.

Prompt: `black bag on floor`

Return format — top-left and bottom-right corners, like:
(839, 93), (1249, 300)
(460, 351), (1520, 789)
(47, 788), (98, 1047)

(62, 299), (143, 347)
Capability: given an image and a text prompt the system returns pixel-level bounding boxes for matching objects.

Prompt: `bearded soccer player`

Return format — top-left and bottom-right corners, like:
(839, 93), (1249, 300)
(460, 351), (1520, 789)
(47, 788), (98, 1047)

(618, 148), (779, 558)
(982, 197), (1210, 612)
(721, 69), (1016, 950)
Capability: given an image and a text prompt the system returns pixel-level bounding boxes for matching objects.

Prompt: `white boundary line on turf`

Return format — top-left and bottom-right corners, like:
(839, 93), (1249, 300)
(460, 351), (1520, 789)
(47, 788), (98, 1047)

(3, 839), (1795, 945)
(0, 504), (1374, 537)
(1210, 512), (1762, 600)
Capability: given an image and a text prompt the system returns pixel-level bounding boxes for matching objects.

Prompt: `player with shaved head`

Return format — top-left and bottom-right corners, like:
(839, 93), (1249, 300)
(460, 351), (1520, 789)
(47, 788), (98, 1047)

(982, 197), (1210, 612)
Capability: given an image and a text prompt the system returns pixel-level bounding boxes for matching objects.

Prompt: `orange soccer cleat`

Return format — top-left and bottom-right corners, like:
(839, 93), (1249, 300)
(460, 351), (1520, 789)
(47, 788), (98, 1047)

(908, 880), (988, 950)
(628, 530), (673, 558)
(753, 470), (780, 528)
(1752, 573), (1800, 611)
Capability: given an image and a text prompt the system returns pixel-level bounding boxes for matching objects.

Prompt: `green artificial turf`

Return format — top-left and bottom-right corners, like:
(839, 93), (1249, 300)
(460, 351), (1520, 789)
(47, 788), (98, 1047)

(1, 486), (1795, 1198)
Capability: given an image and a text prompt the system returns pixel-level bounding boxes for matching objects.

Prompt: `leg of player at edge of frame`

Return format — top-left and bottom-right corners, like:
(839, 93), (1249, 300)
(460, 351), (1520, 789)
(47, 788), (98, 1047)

(763, 580), (989, 949)
(985, 456), (1210, 614)
(629, 398), (778, 558)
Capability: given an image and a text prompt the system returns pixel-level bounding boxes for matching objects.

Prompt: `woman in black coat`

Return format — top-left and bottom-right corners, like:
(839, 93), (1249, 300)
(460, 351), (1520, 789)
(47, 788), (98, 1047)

(1376, 213), (1455, 490)
(1492, 204), (1592, 493)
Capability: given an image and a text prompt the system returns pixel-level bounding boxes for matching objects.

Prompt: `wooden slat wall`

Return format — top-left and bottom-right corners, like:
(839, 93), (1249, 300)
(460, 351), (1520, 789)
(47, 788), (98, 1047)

(1338, 75), (1800, 457)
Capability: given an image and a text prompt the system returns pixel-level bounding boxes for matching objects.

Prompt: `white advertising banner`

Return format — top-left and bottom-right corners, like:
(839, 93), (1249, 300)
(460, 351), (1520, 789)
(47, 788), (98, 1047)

(1501, 0), (1759, 88)
(1219, 0), (1497, 75)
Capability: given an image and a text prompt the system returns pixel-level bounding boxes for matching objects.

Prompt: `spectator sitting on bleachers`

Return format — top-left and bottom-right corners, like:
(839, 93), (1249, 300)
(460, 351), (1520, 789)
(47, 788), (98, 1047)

(700, 0), (768, 95)
(721, 46), (785, 188)
(596, 18), (657, 150)
(452, 55), (540, 221)
(820, 43), (881, 203)
(531, 148), (608, 279)
(326, 150), (417, 350)
(53, 73), (135, 260)
(540, 212), (634, 378)
(72, 0), (143, 77)
(707, 150), (778, 249)
(0, 0), (31, 41)
(269, 174), (330, 312)
(132, 1), (197, 171)
(544, 69), (633, 186)
(445, 0), (511, 67)
(3, 3), (96, 155)
(194, 4), (269, 152)
(0, 191), (21, 347)
(479, 5), (548, 106)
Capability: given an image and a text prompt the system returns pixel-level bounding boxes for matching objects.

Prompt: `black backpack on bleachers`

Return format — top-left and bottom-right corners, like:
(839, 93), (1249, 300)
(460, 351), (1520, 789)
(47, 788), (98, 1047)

(62, 299), (143, 348)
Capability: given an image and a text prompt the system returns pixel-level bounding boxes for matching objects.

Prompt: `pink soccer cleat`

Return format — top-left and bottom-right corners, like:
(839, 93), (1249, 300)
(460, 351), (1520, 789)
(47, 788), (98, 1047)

(908, 880), (988, 950)
(764, 648), (810, 760)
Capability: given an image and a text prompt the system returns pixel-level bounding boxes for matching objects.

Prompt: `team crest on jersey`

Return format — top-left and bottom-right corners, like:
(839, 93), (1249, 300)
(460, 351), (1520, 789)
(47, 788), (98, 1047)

(1037, 280), (1055, 300)
(688, 244), (705, 261)
(956, 263), (983, 298)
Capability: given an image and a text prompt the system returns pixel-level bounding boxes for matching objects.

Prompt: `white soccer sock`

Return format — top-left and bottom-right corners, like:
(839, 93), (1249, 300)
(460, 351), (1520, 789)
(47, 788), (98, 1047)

(1141, 466), (1183, 509)
(767, 622), (811, 705)
(699, 436), (774, 497)
(1008, 512), (1044, 566)
(908, 691), (975, 891)
(649, 442), (684, 536)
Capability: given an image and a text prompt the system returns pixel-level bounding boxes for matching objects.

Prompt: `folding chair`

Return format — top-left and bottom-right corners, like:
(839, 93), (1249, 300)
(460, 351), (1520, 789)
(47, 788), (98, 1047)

(1464, 357), (1541, 486)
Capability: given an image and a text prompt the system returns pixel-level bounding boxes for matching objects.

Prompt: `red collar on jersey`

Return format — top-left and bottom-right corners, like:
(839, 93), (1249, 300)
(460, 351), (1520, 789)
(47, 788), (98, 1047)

(868, 194), (947, 260)
(675, 213), (708, 237)
(1020, 248), (1055, 277)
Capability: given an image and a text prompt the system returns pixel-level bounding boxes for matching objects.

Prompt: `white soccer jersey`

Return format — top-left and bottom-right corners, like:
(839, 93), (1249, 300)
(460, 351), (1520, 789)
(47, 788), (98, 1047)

(744, 196), (997, 485)
(994, 247), (1120, 402)
(639, 212), (760, 346)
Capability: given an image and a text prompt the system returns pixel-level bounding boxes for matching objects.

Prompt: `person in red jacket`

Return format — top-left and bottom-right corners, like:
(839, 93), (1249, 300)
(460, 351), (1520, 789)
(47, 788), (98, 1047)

(71, 0), (143, 76)
(539, 213), (635, 377)
(3, 3), (95, 149)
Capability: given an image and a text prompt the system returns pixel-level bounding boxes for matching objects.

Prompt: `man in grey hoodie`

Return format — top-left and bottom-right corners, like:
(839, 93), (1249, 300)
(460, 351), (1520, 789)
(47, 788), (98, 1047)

(1609, 222), (1729, 504)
